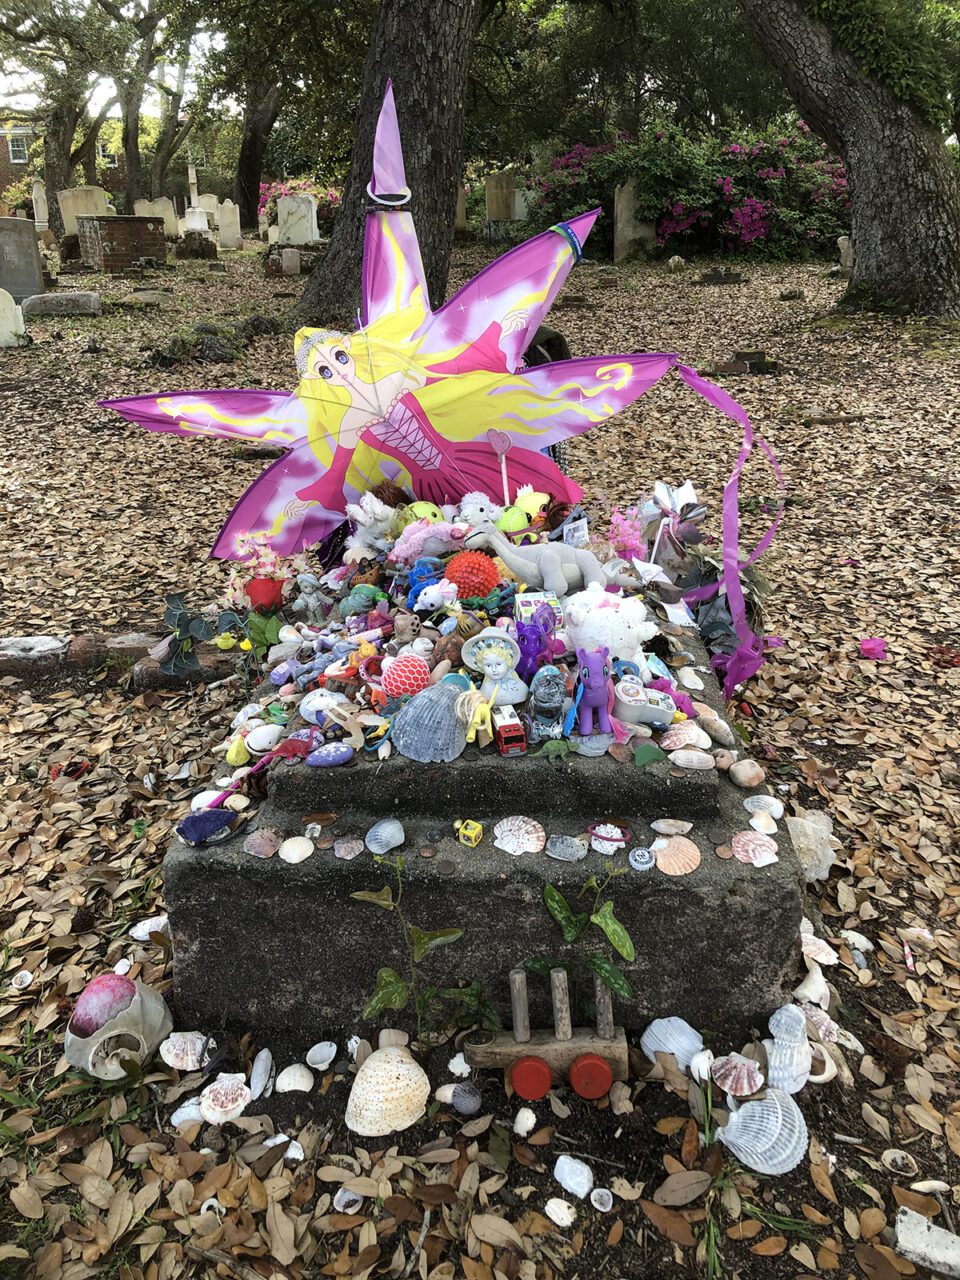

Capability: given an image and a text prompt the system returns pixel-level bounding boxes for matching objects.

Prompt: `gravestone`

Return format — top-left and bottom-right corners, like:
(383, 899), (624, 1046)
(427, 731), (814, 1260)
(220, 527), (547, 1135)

(134, 197), (178, 238)
(0, 287), (25, 346)
(278, 194), (319, 245)
(187, 164), (199, 208)
(512, 187), (530, 221)
(178, 207), (211, 238)
(613, 182), (656, 262)
(281, 247), (301, 276)
(485, 172), (516, 222)
(31, 179), (48, 232)
(197, 193), (219, 223)
(837, 235), (853, 279)
(0, 217), (44, 302)
(267, 225), (280, 245)
(22, 291), (101, 317)
(455, 185), (467, 232)
(56, 186), (110, 237)
(218, 199), (242, 247)
(258, 212), (270, 241)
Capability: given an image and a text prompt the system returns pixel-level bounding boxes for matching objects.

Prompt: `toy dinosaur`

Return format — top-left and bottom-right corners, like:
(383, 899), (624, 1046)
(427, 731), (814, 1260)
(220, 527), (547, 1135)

(464, 522), (639, 597)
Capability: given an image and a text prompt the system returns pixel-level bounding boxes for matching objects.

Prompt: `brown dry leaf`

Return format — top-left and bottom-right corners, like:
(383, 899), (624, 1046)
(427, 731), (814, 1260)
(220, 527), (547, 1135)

(726, 1220), (763, 1241)
(680, 1117), (700, 1169)
(862, 1103), (892, 1142)
(652, 1170), (713, 1207)
(459, 1115), (493, 1138)
(803, 1202), (834, 1226)
(639, 1200), (695, 1247)
(945, 1115), (960, 1158)
(469, 1214), (524, 1252)
(606, 1218), (624, 1246)
(790, 1242), (818, 1269)
(891, 1187), (939, 1218)
(854, 1243), (900, 1280)
(750, 1235), (788, 1256)
(610, 1177), (644, 1202)
(654, 1116), (688, 1136)
(811, 1159), (839, 1205)
(860, 1208), (886, 1238)
(526, 1127), (553, 1146)
(10, 1183), (44, 1219)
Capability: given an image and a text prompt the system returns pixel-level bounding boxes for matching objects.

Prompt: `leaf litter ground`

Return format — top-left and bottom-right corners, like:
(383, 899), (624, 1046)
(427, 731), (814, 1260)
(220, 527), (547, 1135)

(0, 248), (958, 1279)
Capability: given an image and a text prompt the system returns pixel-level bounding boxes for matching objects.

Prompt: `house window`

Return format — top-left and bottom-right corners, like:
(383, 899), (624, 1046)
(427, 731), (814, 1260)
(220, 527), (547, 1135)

(8, 135), (28, 163)
(97, 141), (118, 167)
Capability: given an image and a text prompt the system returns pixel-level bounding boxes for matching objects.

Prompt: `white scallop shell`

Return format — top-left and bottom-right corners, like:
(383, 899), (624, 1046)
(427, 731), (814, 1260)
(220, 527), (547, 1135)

(333, 1186), (364, 1214)
(650, 819), (693, 835)
(275, 1064), (314, 1093)
(199, 1073), (251, 1125)
(245, 724), (284, 755)
(668, 749), (715, 770)
(365, 818), (405, 854)
(545, 1198), (577, 1228)
(800, 931), (839, 965)
(729, 760), (765, 788)
(640, 1016), (703, 1071)
(345, 1046), (430, 1137)
(493, 815), (546, 856)
(278, 836), (314, 864)
(660, 722), (711, 752)
(711, 1052), (764, 1097)
(688, 1049), (715, 1085)
(249, 1048), (274, 1100)
(743, 794), (784, 819)
(159, 1031), (216, 1072)
(191, 789), (222, 812)
(749, 812), (779, 835)
(514, 1107), (537, 1137)
(720, 1088), (807, 1175)
(306, 1041), (337, 1071)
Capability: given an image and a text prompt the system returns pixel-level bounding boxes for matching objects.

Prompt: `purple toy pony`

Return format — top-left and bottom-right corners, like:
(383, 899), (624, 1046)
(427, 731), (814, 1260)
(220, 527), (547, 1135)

(516, 603), (558, 684)
(576, 646), (613, 735)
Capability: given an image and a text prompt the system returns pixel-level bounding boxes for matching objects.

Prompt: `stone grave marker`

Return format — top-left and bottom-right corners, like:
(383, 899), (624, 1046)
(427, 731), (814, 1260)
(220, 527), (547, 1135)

(0, 287), (25, 346)
(56, 186), (110, 237)
(281, 247), (301, 276)
(218, 199), (242, 247)
(134, 197), (178, 238)
(197, 193), (219, 224)
(22, 291), (101, 317)
(485, 172), (516, 222)
(455, 185), (467, 232)
(187, 164), (199, 207)
(31, 179), (48, 231)
(278, 194), (319, 245)
(613, 182), (656, 262)
(837, 234), (853, 278)
(267, 225), (280, 245)
(0, 216), (44, 301)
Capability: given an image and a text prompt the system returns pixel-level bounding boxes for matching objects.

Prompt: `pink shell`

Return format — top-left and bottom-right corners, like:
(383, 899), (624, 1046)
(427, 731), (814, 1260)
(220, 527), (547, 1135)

(71, 973), (137, 1036)
(160, 1031), (216, 1072)
(800, 932), (839, 965)
(800, 1003), (838, 1043)
(711, 1052), (764, 1097)
(382, 655), (431, 699)
(731, 831), (779, 866)
(659, 722), (704, 751)
(244, 828), (281, 859)
(199, 1074), (251, 1125)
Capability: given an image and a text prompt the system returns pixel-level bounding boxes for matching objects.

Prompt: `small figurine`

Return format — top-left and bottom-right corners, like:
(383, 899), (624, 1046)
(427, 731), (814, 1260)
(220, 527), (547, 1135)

(524, 665), (567, 743)
(341, 583), (387, 618)
(515, 601), (560, 684)
(576, 647), (613, 736)
(461, 627), (528, 707)
(455, 818), (484, 847)
(291, 573), (332, 627)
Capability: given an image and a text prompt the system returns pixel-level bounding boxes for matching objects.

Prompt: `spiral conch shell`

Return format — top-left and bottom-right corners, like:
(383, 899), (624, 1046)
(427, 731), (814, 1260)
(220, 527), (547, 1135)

(345, 1046), (430, 1137)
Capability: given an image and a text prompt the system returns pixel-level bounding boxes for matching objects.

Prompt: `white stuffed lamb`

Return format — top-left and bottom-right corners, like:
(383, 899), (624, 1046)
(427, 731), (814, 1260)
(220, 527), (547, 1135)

(344, 491), (396, 555)
(563, 583), (659, 672)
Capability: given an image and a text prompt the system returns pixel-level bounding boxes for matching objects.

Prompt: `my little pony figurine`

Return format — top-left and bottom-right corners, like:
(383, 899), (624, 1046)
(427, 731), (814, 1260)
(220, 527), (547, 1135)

(515, 602), (559, 684)
(576, 646), (613, 735)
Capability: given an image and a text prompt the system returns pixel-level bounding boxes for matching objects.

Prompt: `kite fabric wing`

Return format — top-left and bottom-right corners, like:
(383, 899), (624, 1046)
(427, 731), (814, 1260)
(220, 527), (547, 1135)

(100, 390), (306, 446)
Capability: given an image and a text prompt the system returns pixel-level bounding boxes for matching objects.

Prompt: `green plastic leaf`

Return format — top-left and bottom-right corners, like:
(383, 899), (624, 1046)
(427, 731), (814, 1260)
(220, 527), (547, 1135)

(590, 900), (636, 961)
(350, 886), (394, 910)
(189, 617), (214, 641)
(633, 742), (667, 768)
(410, 926), (463, 964)
(586, 954), (633, 999)
(522, 956), (567, 979)
(362, 967), (409, 1018)
(544, 884), (589, 943)
(489, 1121), (512, 1173)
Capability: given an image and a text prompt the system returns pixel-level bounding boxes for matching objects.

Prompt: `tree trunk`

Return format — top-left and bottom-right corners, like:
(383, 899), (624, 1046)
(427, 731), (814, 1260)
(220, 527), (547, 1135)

(738, 0), (960, 316)
(297, 0), (479, 326)
(43, 100), (81, 239)
(235, 81), (282, 229)
(151, 53), (196, 198)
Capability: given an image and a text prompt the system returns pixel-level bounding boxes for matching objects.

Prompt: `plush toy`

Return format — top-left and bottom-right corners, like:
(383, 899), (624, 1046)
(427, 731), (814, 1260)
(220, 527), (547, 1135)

(563, 582), (658, 667)
(405, 557), (445, 609)
(514, 484), (551, 524)
(414, 578), (459, 611)
(344, 491), (396, 556)
(464, 522), (641, 596)
(389, 518), (467, 566)
(458, 490), (504, 526)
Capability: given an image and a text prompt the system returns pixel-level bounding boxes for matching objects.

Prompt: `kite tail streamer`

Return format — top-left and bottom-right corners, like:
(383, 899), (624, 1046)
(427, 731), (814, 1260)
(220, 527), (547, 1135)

(674, 363), (785, 697)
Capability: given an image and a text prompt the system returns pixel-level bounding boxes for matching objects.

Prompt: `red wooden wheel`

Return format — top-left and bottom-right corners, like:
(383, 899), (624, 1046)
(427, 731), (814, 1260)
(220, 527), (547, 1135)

(510, 1055), (552, 1101)
(568, 1053), (613, 1099)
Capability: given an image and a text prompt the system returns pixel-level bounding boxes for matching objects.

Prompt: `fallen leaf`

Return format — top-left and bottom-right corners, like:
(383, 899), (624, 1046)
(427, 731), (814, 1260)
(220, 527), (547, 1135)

(640, 1200), (695, 1246)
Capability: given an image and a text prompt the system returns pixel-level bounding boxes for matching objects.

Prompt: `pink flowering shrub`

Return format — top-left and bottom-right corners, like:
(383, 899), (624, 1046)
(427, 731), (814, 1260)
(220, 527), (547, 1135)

(258, 178), (341, 230)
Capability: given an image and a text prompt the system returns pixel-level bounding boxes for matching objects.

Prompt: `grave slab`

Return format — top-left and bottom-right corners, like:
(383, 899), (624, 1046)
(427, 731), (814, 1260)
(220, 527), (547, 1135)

(0, 217), (44, 301)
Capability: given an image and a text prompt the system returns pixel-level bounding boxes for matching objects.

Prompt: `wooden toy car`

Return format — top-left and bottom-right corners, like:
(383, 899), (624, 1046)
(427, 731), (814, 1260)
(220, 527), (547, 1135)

(491, 706), (527, 757)
(454, 818), (483, 847)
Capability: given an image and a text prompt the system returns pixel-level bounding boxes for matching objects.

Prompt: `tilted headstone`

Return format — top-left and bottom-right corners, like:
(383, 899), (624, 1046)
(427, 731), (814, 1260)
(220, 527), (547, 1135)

(56, 186), (110, 237)
(837, 235), (853, 275)
(455, 185), (467, 232)
(278, 194), (319, 245)
(218, 199), (242, 247)
(485, 173), (516, 222)
(281, 247), (301, 276)
(0, 287), (25, 347)
(31, 179), (48, 231)
(613, 183), (656, 263)
(134, 197), (178, 238)
(0, 217), (45, 301)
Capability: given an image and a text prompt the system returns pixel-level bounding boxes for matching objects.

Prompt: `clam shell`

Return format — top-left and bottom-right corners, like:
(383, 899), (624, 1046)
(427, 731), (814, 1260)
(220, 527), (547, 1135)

(365, 818), (405, 855)
(800, 931), (839, 966)
(345, 1046), (430, 1137)
(249, 1048), (274, 1100)
(275, 1064), (314, 1093)
(640, 1016), (703, 1071)
(171, 1097), (204, 1126)
(391, 682), (467, 763)
(653, 836), (701, 877)
(749, 812), (779, 835)
(590, 1188), (614, 1213)
(333, 1186), (364, 1213)
(677, 668), (704, 690)
(244, 828), (281, 859)
(710, 1052), (764, 1097)
(668, 749), (715, 771)
(278, 836), (314, 864)
(768, 1004), (807, 1044)
(545, 1198), (577, 1228)
(729, 760), (766, 789)
(199, 1073), (251, 1125)
(245, 724), (283, 755)
(660, 722), (711, 752)
(160, 1031), (215, 1072)
(698, 715), (735, 747)
(334, 837), (364, 861)
(493, 815), (546, 856)
(881, 1148), (919, 1177)
(451, 1082), (482, 1116)
(305, 1041), (337, 1071)
(800, 1003), (838, 1044)
(720, 1088), (807, 1175)
(650, 819), (692, 835)
(731, 831), (778, 867)
(191, 789), (223, 812)
(743, 794), (784, 819)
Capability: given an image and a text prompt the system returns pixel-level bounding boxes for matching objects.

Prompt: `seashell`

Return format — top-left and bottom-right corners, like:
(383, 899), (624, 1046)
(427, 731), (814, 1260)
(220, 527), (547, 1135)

(689, 1049), (715, 1084)
(113, 959), (132, 976)
(808, 1044), (838, 1085)
(653, 835), (701, 877)
(129, 913), (170, 942)
(763, 1005), (812, 1093)
(434, 1083), (456, 1104)
(65, 977), (172, 1081)
(590, 1187), (614, 1213)
(677, 668), (704, 690)
(365, 818), (405, 854)
(719, 1087), (807, 1175)
(514, 1107), (537, 1137)
(839, 928), (874, 953)
(378, 1028), (409, 1050)
(334, 836), (364, 861)
(769, 1003), (808, 1044)
(191, 789), (223, 812)
(881, 1148), (918, 1177)
(749, 812), (779, 835)
(650, 819), (692, 835)
(391, 682), (467, 764)
(494, 815), (546, 856)
(345, 1046), (430, 1137)
(448, 1052), (470, 1078)
(244, 828), (281, 859)
(275, 1064), (314, 1093)
(199, 1073), (251, 1125)
(911, 1179), (951, 1194)
(640, 1016), (704, 1071)
(278, 836), (314, 864)
(306, 1042), (337, 1071)
(711, 1052), (764, 1097)
(800, 931), (839, 966)
(660, 722), (711, 752)
(232, 703), (262, 729)
(698, 714), (735, 748)
(793, 958), (829, 1008)
(160, 1031), (216, 1072)
(245, 724), (283, 755)
(333, 1186), (364, 1214)
(554, 1154), (593, 1198)
(546, 834), (588, 863)
(731, 831), (778, 867)
(452, 1082), (482, 1116)
(590, 823), (628, 855)
(743, 794), (784, 820)
(628, 846), (655, 872)
(11, 969), (32, 990)
(545, 1198), (577, 1228)
(249, 1048), (274, 1100)
(668, 749), (715, 770)
(730, 759), (766, 789)
(799, 1003), (838, 1043)
(170, 1097), (204, 1126)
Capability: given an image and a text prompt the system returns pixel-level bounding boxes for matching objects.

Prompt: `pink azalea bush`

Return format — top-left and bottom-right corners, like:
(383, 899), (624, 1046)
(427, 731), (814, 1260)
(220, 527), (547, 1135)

(257, 178), (341, 231)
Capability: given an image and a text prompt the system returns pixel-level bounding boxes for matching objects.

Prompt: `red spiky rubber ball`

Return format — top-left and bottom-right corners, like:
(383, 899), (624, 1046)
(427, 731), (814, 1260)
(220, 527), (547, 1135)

(71, 973), (137, 1035)
(444, 550), (501, 600)
(382, 654), (431, 699)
